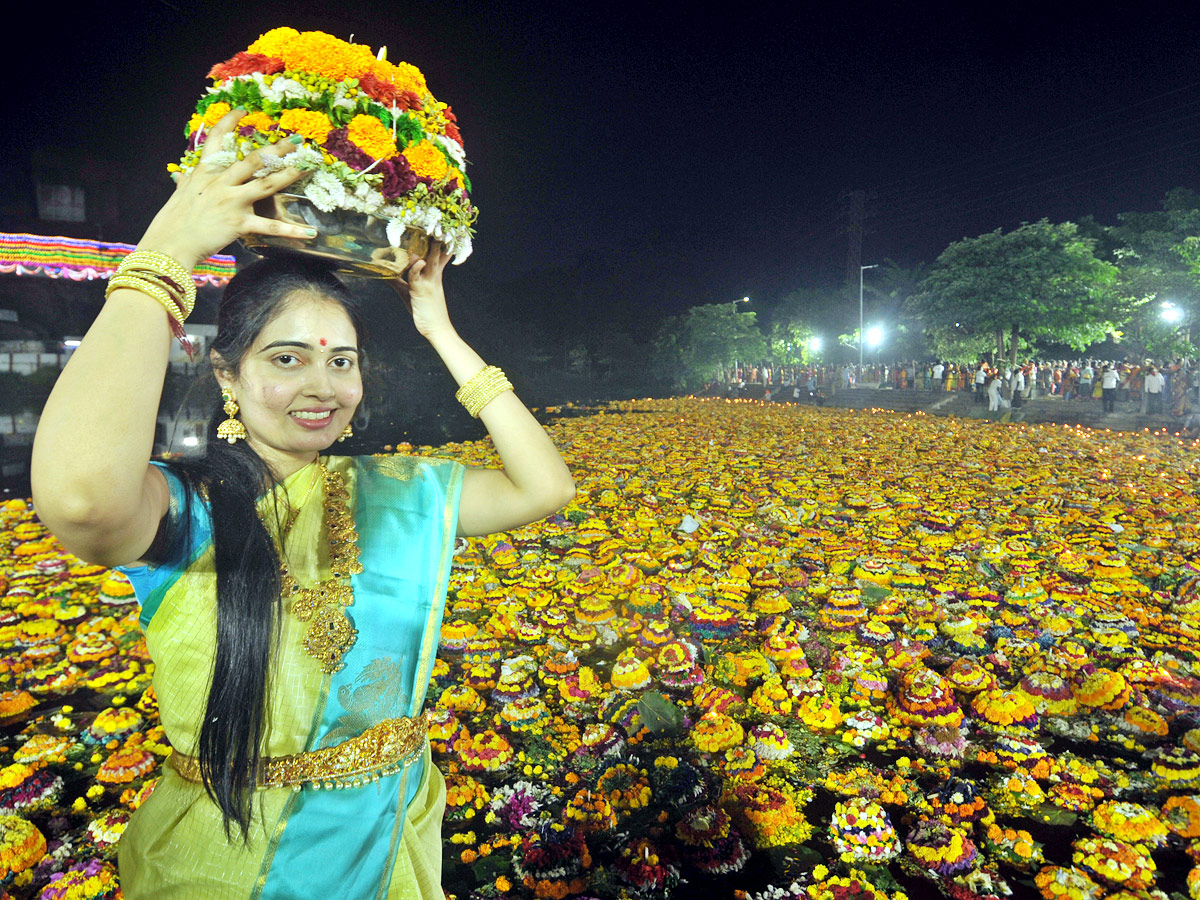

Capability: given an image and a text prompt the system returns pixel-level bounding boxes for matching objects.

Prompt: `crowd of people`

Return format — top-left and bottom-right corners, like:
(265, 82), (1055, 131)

(719, 358), (1198, 420)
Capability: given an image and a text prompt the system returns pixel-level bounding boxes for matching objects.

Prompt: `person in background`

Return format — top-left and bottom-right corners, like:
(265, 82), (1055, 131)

(1171, 359), (1192, 418)
(986, 372), (1003, 412)
(1144, 365), (1165, 415)
(1101, 364), (1120, 413)
(1079, 360), (1093, 401)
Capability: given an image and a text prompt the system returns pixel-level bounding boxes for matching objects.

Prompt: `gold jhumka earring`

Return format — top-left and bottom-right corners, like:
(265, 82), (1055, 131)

(338, 424), (354, 442)
(217, 388), (247, 444)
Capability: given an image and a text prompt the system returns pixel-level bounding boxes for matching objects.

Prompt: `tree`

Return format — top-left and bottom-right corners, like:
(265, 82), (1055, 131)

(768, 320), (819, 367)
(1114, 188), (1200, 357)
(907, 220), (1125, 366)
(653, 303), (767, 389)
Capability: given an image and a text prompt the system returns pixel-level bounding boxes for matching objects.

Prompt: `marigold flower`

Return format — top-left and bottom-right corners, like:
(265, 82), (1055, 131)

(346, 114), (397, 161)
(279, 108), (335, 144)
(202, 102), (233, 128)
(248, 27), (300, 58)
(403, 140), (449, 180)
(366, 58), (429, 96)
(277, 30), (377, 81)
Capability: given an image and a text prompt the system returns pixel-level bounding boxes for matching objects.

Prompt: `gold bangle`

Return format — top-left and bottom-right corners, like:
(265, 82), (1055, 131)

(455, 365), (513, 418)
(117, 265), (194, 320)
(117, 250), (197, 319)
(106, 275), (185, 326)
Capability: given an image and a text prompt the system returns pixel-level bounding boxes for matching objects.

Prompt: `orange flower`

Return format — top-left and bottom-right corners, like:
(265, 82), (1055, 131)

(279, 109), (334, 143)
(346, 115), (397, 161)
(403, 140), (449, 181)
(366, 58), (428, 96)
(278, 30), (377, 81)
(202, 102), (233, 129)
(248, 27), (300, 58)
(240, 111), (278, 134)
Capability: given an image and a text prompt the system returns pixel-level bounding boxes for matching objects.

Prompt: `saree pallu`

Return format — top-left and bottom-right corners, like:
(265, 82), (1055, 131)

(117, 455), (463, 900)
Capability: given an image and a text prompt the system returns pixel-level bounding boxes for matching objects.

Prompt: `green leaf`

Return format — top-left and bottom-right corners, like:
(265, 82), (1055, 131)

(858, 864), (902, 891)
(782, 845), (824, 869)
(470, 854), (510, 881)
(859, 582), (890, 602)
(638, 691), (683, 734)
(1036, 805), (1077, 827)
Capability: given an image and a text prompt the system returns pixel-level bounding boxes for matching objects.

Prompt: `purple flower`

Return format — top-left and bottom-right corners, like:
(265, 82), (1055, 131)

(323, 128), (374, 170)
(378, 156), (417, 200)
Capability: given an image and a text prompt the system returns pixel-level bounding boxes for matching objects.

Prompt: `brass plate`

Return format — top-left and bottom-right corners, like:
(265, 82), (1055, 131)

(241, 194), (429, 279)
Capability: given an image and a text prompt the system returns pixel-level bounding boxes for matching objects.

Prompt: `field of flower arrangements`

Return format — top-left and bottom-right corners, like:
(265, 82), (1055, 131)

(1, 398), (1200, 900)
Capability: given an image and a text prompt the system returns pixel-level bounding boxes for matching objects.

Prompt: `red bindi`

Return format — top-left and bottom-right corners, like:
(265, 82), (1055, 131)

(319, 338), (327, 347)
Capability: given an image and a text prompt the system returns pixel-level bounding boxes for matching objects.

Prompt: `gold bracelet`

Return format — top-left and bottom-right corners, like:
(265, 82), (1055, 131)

(117, 250), (197, 319)
(116, 266), (193, 321)
(455, 365), (513, 418)
(105, 274), (186, 326)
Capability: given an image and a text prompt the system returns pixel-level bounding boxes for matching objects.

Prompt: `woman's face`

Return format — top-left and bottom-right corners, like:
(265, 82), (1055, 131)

(217, 292), (363, 477)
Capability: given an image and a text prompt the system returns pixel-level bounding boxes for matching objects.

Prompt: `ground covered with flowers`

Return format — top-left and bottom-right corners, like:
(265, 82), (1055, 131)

(1, 398), (1200, 899)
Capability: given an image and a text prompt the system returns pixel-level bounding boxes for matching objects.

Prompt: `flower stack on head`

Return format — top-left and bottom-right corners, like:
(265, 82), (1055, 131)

(177, 27), (477, 264)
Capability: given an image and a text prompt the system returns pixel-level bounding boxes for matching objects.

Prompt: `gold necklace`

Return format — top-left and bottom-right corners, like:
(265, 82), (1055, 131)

(276, 461), (363, 674)
(279, 461), (322, 541)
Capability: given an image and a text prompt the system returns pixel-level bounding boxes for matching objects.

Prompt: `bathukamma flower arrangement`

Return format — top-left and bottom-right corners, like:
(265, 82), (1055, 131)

(175, 27), (477, 263)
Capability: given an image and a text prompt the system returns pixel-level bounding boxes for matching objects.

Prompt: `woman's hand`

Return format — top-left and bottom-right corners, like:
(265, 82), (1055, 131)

(137, 110), (315, 269)
(391, 241), (454, 340)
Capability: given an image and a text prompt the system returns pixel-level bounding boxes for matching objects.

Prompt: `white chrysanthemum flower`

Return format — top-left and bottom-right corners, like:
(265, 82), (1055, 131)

(279, 145), (324, 172)
(435, 134), (466, 169)
(384, 205), (471, 263)
(446, 229), (472, 264)
(303, 170), (348, 212)
(251, 73), (311, 103)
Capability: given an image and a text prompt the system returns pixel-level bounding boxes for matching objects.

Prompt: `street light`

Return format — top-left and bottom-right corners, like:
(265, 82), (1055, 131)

(859, 264), (878, 375)
(1162, 302), (1184, 324)
(865, 325), (884, 348)
(730, 297), (750, 379)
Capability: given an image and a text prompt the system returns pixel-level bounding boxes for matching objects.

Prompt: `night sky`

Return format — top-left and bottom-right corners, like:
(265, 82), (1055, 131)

(9, 1), (1200, 321)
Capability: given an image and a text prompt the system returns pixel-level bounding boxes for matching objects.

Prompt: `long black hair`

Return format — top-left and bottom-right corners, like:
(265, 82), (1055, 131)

(167, 256), (365, 839)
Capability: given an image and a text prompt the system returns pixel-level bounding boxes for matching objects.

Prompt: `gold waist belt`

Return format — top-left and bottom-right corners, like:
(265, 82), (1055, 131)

(168, 715), (429, 792)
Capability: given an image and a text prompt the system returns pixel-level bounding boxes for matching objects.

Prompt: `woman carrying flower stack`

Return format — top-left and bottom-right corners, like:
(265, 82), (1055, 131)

(30, 29), (573, 900)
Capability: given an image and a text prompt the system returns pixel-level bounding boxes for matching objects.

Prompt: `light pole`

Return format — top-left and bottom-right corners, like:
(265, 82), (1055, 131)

(729, 297), (749, 383)
(859, 264), (878, 376)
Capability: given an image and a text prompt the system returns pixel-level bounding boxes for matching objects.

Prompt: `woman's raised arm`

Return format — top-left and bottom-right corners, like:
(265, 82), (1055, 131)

(31, 113), (313, 565)
(394, 244), (575, 538)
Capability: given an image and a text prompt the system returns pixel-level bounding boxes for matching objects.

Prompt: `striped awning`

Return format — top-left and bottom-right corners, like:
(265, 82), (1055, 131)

(0, 233), (236, 285)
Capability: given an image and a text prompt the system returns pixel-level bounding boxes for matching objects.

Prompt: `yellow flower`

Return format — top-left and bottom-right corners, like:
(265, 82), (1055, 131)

(367, 59), (428, 96)
(278, 30), (376, 81)
(279, 108), (335, 144)
(240, 111), (278, 133)
(403, 140), (449, 181)
(248, 27), (300, 58)
(347, 115), (397, 160)
(203, 102), (233, 128)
